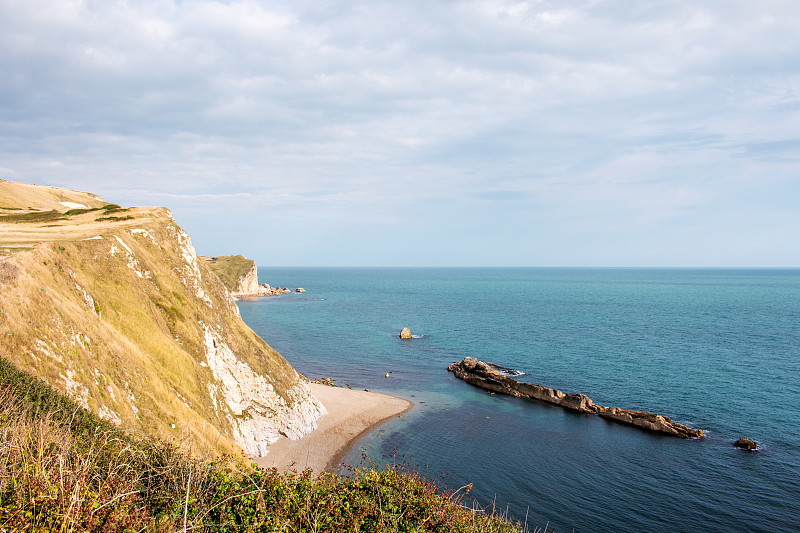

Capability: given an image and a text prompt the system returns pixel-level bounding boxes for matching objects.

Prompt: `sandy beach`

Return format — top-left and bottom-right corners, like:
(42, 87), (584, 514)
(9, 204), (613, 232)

(254, 383), (413, 473)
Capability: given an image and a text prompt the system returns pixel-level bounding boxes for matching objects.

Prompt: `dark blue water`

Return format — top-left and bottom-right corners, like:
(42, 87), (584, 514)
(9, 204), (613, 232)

(238, 268), (800, 533)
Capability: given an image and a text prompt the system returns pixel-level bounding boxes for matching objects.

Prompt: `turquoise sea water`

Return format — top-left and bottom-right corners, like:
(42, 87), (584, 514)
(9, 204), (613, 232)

(238, 268), (800, 533)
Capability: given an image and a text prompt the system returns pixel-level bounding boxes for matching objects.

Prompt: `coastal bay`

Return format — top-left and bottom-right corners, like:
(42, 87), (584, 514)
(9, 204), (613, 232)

(240, 267), (800, 533)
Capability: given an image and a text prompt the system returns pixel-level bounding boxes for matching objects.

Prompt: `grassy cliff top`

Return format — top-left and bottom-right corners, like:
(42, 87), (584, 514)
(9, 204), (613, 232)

(0, 179), (167, 255)
(200, 254), (255, 292)
(0, 179), (106, 212)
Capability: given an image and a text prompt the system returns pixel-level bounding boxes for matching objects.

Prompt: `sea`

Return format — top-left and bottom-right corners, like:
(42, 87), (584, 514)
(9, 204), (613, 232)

(237, 268), (800, 533)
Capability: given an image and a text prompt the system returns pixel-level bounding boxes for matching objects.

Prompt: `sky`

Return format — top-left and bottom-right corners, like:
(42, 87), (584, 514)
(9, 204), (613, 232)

(1, 0), (799, 266)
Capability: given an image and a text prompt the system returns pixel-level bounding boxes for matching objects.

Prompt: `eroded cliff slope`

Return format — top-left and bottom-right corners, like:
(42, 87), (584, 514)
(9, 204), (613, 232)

(0, 180), (325, 456)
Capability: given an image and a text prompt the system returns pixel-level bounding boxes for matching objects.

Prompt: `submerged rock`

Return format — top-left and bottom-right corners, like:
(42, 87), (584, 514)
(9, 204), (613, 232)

(400, 327), (412, 339)
(447, 357), (704, 438)
(733, 437), (758, 450)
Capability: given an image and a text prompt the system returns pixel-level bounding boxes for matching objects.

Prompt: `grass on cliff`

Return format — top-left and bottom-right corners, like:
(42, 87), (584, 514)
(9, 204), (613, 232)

(0, 210), (65, 223)
(0, 356), (527, 533)
(201, 255), (254, 292)
(1, 221), (300, 456)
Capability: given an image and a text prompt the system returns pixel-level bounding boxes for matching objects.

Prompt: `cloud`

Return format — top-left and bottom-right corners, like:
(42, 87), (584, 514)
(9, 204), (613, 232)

(1, 0), (799, 265)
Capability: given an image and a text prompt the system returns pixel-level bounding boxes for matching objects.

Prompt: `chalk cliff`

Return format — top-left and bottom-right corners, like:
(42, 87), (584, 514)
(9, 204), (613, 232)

(236, 260), (261, 295)
(200, 255), (259, 296)
(0, 180), (325, 456)
(200, 255), (294, 298)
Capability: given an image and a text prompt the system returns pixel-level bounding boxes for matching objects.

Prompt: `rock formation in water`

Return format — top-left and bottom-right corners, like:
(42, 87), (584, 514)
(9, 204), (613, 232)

(448, 357), (703, 438)
(733, 437), (758, 450)
(0, 180), (326, 457)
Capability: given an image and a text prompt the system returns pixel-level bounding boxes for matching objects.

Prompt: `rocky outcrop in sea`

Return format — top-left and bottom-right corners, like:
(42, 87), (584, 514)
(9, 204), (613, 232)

(448, 357), (704, 438)
(243, 283), (294, 297)
(733, 437), (758, 450)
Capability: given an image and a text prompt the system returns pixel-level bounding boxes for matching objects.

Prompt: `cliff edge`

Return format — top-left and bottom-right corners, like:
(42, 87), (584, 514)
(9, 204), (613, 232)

(200, 255), (259, 295)
(200, 255), (295, 297)
(0, 180), (325, 456)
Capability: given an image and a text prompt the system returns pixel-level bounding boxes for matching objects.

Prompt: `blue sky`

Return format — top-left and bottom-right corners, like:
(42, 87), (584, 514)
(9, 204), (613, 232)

(1, 0), (799, 266)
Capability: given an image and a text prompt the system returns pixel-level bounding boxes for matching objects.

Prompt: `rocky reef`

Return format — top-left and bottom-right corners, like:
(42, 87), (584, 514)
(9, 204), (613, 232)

(254, 284), (294, 297)
(448, 357), (703, 438)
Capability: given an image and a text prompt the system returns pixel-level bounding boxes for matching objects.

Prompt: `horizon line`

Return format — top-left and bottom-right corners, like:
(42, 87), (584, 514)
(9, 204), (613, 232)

(250, 265), (800, 269)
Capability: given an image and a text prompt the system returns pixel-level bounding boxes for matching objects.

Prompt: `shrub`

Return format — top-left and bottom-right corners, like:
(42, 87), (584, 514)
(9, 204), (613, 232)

(64, 208), (100, 216)
(0, 210), (64, 223)
(95, 215), (134, 222)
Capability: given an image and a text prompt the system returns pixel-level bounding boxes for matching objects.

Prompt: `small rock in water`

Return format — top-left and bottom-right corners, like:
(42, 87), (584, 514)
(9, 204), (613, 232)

(400, 327), (412, 339)
(733, 437), (758, 450)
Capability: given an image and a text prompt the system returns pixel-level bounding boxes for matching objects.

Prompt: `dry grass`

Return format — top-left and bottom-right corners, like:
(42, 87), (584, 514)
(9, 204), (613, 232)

(0, 180), (106, 213)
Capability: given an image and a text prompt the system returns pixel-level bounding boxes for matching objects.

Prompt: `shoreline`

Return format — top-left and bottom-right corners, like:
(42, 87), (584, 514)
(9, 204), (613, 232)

(253, 383), (413, 473)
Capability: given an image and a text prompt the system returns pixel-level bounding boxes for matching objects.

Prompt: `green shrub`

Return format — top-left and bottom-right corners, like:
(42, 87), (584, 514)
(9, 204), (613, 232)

(0, 210), (64, 223)
(64, 208), (100, 216)
(95, 215), (134, 222)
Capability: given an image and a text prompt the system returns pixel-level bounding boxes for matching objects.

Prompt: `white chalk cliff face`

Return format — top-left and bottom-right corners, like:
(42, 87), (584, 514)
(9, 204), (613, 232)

(233, 262), (261, 296)
(228, 259), (291, 297)
(202, 325), (326, 456)
(0, 185), (325, 456)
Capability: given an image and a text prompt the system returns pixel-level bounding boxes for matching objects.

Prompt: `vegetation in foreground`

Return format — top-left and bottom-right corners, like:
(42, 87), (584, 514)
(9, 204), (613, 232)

(0, 357), (527, 532)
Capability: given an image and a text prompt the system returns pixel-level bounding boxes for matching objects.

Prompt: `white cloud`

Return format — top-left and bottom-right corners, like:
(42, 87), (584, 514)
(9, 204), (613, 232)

(1, 0), (799, 265)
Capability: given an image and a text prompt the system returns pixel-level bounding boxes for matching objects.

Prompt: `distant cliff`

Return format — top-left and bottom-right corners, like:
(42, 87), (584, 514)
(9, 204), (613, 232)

(0, 180), (325, 456)
(201, 255), (260, 295)
(201, 255), (298, 297)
